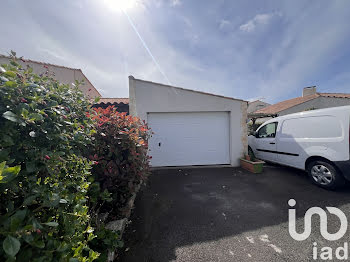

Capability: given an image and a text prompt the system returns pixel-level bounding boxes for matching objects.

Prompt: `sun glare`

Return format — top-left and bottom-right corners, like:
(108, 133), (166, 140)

(104, 0), (139, 11)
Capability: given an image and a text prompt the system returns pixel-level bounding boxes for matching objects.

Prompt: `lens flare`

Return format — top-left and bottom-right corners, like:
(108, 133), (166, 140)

(104, 0), (138, 11)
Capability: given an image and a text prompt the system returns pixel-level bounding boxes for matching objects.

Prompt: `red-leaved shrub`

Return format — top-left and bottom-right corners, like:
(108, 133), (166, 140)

(88, 106), (151, 219)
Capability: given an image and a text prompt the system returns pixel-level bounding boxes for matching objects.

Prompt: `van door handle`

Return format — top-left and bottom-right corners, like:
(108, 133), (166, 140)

(269, 142), (276, 144)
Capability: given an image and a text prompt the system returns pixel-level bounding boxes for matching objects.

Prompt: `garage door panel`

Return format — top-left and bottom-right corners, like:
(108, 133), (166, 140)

(148, 112), (230, 167)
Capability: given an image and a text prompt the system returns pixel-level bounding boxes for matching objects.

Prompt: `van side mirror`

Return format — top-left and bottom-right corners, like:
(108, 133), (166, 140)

(254, 131), (259, 138)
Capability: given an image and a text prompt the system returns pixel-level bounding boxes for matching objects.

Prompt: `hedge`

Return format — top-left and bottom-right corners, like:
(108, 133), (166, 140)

(88, 106), (151, 220)
(0, 53), (151, 261)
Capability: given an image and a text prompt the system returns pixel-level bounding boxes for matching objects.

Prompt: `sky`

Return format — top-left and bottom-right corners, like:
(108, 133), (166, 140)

(1, 0), (350, 103)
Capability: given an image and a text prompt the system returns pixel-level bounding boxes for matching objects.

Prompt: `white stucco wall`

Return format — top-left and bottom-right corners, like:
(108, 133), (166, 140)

(129, 76), (248, 167)
(0, 56), (100, 99)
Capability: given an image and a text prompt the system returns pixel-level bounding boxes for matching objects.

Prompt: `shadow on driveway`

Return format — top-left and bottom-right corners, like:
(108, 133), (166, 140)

(120, 165), (350, 262)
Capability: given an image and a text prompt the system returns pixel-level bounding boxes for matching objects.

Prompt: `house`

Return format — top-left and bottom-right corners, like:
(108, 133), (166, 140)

(248, 100), (270, 113)
(247, 100), (272, 125)
(0, 54), (100, 99)
(254, 86), (350, 121)
(129, 76), (248, 167)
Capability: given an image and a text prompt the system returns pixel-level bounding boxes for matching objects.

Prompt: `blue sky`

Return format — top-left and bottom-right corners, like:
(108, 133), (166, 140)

(1, 0), (350, 103)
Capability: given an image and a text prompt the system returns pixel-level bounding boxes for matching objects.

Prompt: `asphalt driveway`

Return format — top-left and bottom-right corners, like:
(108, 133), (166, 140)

(121, 165), (350, 262)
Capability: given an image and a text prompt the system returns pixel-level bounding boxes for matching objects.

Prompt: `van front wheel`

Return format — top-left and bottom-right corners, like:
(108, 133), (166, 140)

(307, 160), (345, 190)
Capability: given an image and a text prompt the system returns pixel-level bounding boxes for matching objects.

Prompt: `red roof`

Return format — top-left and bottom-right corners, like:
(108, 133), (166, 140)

(256, 93), (350, 114)
(98, 98), (129, 104)
(320, 93), (350, 99)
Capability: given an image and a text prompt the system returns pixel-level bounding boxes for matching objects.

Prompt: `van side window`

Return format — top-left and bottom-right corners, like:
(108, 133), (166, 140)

(257, 122), (277, 138)
(280, 116), (342, 138)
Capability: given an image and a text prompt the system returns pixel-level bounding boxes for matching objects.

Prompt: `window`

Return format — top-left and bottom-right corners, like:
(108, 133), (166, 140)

(280, 116), (342, 138)
(257, 122), (277, 138)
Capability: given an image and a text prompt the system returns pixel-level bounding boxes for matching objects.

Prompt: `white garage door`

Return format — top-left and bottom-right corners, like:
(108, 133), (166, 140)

(148, 112), (230, 167)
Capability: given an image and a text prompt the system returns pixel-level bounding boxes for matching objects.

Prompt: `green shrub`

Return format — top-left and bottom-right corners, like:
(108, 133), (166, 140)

(88, 106), (151, 220)
(247, 121), (262, 135)
(0, 54), (99, 261)
(0, 54), (151, 261)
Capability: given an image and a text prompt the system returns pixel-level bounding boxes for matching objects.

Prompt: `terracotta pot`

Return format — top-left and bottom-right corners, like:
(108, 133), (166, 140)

(240, 158), (265, 174)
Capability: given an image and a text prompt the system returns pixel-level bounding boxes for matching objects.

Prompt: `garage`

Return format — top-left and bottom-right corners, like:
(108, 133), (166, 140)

(129, 76), (248, 167)
(148, 112), (230, 167)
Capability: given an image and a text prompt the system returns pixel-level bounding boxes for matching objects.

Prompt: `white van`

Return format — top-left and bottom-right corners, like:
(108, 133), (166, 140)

(248, 106), (350, 189)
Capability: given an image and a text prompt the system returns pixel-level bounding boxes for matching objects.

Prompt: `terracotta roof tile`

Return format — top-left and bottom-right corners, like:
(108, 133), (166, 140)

(97, 98), (129, 104)
(256, 94), (320, 114)
(319, 93), (350, 98)
(256, 92), (350, 114)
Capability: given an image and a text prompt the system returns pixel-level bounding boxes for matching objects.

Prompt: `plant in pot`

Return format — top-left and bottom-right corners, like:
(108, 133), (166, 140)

(240, 149), (265, 174)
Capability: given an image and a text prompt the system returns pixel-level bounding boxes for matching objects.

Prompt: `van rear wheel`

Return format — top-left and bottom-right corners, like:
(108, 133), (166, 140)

(307, 160), (345, 190)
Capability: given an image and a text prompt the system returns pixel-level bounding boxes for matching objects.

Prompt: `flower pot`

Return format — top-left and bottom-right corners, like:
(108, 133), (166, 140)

(240, 158), (265, 174)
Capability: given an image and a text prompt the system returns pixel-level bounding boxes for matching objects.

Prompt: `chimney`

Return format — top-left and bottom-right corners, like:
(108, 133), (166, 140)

(302, 86), (317, 97)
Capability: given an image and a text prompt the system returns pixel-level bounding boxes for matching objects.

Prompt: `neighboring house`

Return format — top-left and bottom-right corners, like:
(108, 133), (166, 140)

(129, 76), (248, 167)
(92, 98), (129, 113)
(247, 100), (272, 125)
(248, 100), (270, 113)
(255, 86), (350, 121)
(0, 54), (100, 99)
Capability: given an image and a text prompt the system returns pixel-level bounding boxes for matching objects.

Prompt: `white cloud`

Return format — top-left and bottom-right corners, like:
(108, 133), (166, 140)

(181, 16), (193, 28)
(239, 20), (255, 32)
(2, 0), (350, 103)
(257, 2), (350, 101)
(239, 13), (275, 32)
(254, 14), (273, 24)
(219, 19), (231, 30)
(37, 47), (67, 62)
(247, 97), (266, 102)
(170, 0), (181, 7)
